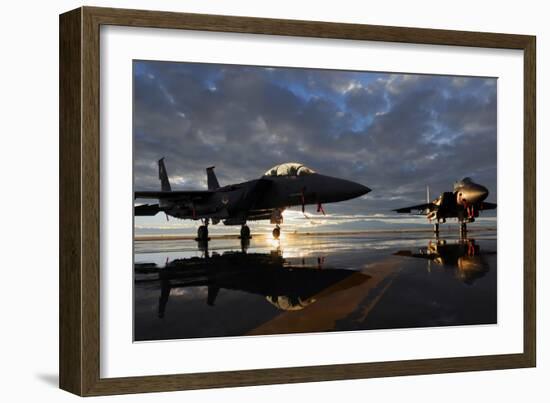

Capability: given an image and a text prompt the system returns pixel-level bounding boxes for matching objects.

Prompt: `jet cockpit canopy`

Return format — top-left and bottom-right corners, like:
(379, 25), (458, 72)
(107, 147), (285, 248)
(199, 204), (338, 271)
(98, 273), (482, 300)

(263, 162), (316, 177)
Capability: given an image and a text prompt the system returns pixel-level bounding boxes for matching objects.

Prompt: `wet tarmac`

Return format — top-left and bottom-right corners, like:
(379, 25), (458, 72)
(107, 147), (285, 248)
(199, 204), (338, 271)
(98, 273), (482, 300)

(134, 229), (497, 341)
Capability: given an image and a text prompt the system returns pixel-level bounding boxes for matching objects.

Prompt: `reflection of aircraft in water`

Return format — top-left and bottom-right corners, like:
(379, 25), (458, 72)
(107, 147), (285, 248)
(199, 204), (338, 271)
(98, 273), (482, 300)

(394, 239), (495, 285)
(134, 159), (370, 241)
(135, 249), (370, 318)
(394, 178), (496, 235)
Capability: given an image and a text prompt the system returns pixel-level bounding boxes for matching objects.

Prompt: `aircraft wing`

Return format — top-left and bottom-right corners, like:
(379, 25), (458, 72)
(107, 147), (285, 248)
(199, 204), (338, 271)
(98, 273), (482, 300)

(479, 202), (497, 210)
(134, 190), (213, 200)
(393, 203), (435, 214)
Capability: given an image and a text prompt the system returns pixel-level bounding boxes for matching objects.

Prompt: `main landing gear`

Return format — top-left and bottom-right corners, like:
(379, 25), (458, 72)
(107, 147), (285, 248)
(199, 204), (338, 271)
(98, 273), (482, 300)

(194, 220), (281, 244)
(433, 223), (439, 235)
(272, 225), (281, 240)
(195, 219), (210, 242)
(240, 224), (251, 240)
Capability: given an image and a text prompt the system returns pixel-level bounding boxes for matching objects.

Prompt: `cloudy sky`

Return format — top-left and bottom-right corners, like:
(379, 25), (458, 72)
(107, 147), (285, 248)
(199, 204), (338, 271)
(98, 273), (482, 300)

(133, 60), (497, 234)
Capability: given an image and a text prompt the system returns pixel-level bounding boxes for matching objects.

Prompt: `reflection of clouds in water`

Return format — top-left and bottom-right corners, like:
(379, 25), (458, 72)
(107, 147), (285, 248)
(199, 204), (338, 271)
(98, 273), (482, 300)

(135, 231), (497, 265)
(134, 231), (497, 340)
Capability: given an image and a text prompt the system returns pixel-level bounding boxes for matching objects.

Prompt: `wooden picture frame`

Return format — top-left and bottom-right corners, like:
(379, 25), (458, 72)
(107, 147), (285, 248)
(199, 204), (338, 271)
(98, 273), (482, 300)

(59, 6), (536, 396)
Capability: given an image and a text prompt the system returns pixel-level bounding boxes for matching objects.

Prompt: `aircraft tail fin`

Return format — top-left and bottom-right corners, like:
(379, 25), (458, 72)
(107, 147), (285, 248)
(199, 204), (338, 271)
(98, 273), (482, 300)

(206, 166), (220, 190)
(158, 158), (172, 191)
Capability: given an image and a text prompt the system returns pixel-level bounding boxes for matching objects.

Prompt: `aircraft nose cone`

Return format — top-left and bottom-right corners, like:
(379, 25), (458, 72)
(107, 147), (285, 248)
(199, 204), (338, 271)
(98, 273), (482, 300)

(355, 183), (372, 198)
(315, 175), (371, 203)
(468, 185), (488, 202)
(474, 185), (489, 201)
(481, 187), (489, 200)
(344, 181), (371, 200)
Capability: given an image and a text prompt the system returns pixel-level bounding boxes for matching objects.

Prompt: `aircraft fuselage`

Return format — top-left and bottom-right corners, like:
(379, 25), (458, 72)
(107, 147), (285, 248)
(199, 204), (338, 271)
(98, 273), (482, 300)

(160, 173), (370, 224)
(430, 180), (489, 221)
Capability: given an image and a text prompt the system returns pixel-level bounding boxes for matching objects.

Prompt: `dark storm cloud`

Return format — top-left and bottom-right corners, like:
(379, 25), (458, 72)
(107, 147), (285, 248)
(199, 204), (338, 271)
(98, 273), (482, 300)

(133, 61), (497, 217)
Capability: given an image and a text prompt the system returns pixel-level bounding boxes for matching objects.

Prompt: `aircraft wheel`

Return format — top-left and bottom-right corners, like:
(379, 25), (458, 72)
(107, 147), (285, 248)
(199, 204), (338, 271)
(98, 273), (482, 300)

(240, 225), (251, 239)
(272, 227), (281, 240)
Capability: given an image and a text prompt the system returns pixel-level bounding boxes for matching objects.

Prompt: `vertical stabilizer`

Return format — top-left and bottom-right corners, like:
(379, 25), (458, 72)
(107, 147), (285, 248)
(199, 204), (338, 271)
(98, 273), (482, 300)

(158, 158), (172, 191)
(206, 166), (220, 190)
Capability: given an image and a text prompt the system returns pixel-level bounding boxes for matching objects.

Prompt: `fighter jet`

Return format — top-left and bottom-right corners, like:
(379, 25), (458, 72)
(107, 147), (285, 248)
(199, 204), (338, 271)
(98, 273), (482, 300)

(393, 178), (496, 234)
(134, 159), (371, 240)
